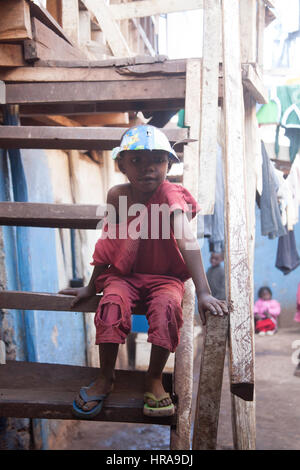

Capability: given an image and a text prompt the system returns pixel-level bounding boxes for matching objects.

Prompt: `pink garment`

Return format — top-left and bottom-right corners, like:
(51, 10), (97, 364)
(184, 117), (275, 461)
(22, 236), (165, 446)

(91, 180), (200, 352)
(294, 283), (300, 323)
(254, 298), (281, 326)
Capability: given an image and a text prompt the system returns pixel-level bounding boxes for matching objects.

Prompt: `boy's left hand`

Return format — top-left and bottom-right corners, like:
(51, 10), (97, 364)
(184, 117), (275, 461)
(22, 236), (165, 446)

(197, 293), (229, 326)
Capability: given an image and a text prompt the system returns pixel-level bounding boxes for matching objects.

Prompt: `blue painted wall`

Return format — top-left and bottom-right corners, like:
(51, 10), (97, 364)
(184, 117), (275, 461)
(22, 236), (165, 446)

(21, 149), (87, 366)
(0, 141), (88, 449)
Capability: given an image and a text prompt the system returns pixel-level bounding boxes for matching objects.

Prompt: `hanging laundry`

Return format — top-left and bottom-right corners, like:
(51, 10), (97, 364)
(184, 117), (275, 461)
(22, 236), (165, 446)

(275, 229), (300, 275)
(258, 142), (287, 239)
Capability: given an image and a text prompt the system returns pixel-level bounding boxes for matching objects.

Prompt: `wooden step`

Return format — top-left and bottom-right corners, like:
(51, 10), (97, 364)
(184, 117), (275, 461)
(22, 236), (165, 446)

(0, 291), (146, 315)
(0, 126), (188, 150)
(0, 361), (176, 425)
(0, 202), (101, 229)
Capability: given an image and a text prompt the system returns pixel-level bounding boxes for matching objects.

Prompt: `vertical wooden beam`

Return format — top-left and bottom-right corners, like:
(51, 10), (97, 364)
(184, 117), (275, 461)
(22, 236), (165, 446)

(46, 0), (62, 25)
(170, 59), (201, 450)
(192, 314), (229, 449)
(61, 0), (80, 44)
(198, 0), (221, 215)
(239, 0), (257, 64)
(229, 88), (258, 451)
(256, 0), (265, 67)
(221, 0), (255, 449)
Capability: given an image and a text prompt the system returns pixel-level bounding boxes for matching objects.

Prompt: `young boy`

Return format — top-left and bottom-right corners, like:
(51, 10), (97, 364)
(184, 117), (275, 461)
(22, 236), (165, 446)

(60, 125), (228, 419)
(206, 252), (226, 301)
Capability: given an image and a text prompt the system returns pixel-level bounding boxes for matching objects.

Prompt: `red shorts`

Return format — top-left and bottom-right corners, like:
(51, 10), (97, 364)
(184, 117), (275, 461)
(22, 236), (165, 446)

(94, 273), (185, 353)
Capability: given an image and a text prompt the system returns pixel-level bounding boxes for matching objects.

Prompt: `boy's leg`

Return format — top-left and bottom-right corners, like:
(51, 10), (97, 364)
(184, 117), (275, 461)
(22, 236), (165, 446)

(76, 275), (139, 412)
(143, 275), (185, 408)
(75, 343), (119, 412)
(145, 344), (173, 407)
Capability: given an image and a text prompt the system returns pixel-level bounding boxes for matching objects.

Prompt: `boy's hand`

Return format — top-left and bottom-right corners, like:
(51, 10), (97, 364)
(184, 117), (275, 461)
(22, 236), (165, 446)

(58, 285), (94, 308)
(197, 292), (229, 326)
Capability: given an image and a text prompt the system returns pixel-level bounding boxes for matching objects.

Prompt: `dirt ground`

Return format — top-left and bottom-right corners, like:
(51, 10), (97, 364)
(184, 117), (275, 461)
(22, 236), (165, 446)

(55, 326), (300, 450)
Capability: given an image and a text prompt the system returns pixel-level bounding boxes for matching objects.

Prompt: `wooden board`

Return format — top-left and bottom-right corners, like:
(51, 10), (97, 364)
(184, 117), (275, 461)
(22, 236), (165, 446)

(0, 201), (101, 228)
(222, 0), (254, 403)
(0, 125), (188, 150)
(26, 17), (86, 62)
(198, 0), (221, 215)
(0, 0), (32, 42)
(242, 64), (268, 104)
(81, 0), (131, 57)
(0, 59), (187, 82)
(192, 314), (229, 449)
(0, 44), (26, 67)
(18, 99), (185, 117)
(30, 0), (75, 46)
(170, 59), (201, 451)
(5, 77), (186, 105)
(0, 361), (175, 425)
(0, 291), (147, 316)
(110, 0), (203, 20)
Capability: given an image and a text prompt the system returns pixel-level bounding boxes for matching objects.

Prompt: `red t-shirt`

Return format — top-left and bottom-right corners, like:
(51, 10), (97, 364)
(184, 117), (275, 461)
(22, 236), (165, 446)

(91, 180), (200, 285)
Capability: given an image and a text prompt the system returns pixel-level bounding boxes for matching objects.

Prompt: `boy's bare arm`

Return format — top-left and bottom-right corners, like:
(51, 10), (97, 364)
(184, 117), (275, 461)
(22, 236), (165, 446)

(172, 210), (228, 325)
(59, 264), (108, 307)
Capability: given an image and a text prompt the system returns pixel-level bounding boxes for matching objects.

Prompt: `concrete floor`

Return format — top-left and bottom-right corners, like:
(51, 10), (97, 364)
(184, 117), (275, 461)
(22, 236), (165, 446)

(55, 325), (300, 450)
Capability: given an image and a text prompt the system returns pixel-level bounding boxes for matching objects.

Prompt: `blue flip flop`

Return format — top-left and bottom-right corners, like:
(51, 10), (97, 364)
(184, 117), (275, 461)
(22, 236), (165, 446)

(72, 386), (109, 419)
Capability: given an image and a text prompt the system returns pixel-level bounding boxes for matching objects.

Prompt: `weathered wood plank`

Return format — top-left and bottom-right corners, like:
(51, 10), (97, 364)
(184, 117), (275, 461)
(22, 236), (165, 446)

(0, 44), (26, 67)
(0, 0), (32, 42)
(192, 314), (229, 449)
(242, 63), (268, 104)
(0, 291), (146, 316)
(170, 59), (201, 451)
(0, 59), (186, 82)
(0, 290), (100, 312)
(5, 77), (186, 105)
(27, 17), (86, 62)
(0, 201), (101, 228)
(256, 0), (266, 68)
(0, 361), (175, 425)
(222, 0), (254, 402)
(30, 0), (74, 46)
(0, 126), (187, 150)
(239, 0), (257, 64)
(61, 0), (80, 44)
(81, 0), (131, 57)
(110, 0), (203, 20)
(198, 0), (221, 215)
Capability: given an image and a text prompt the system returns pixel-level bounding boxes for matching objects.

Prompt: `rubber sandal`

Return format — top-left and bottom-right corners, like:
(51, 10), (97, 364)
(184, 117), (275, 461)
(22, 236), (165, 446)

(143, 392), (175, 417)
(72, 386), (110, 419)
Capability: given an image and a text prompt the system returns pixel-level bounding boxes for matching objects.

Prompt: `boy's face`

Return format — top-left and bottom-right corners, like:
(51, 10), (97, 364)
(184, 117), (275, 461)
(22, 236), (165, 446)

(118, 150), (170, 193)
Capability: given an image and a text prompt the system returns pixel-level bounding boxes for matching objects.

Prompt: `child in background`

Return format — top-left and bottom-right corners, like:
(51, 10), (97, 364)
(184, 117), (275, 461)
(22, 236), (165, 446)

(206, 252), (226, 300)
(254, 286), (281, 336)
(59, 124), (228, 419)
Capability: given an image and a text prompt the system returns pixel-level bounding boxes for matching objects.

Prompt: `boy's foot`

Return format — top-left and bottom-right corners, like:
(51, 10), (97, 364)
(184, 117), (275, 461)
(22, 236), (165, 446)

(258, 331), (266, 336)
(143, 374), (175, 416)
(74, 372), (115, 412)
(266, 330), (275, 335)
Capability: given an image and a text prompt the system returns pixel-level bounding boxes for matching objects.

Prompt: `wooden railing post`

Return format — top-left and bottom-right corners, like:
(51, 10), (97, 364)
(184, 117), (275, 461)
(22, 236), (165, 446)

(222, 0), (256, 450)
(170, 58), (201, 450)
